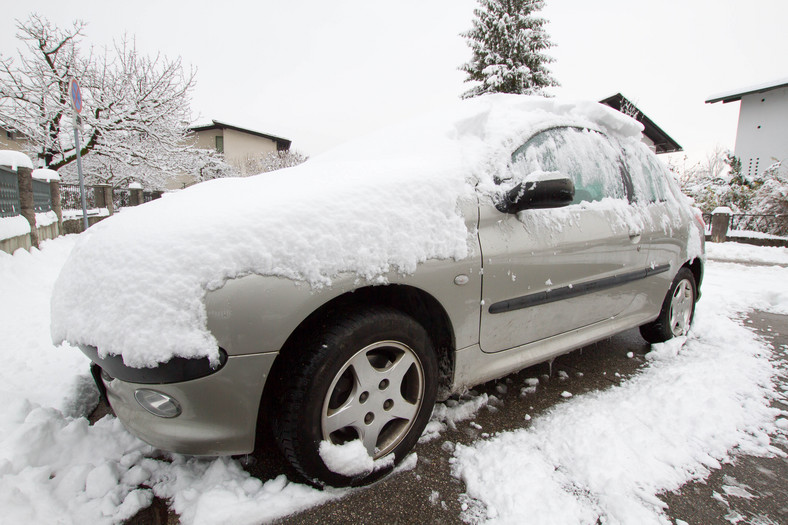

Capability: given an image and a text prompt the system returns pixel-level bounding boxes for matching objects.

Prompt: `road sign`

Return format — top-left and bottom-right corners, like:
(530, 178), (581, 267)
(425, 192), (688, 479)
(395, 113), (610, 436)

(69, 78), (83, 114)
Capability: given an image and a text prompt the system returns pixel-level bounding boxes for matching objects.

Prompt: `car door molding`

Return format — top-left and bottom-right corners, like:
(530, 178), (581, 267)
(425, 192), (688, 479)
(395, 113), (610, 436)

(488, 264), (671, 314)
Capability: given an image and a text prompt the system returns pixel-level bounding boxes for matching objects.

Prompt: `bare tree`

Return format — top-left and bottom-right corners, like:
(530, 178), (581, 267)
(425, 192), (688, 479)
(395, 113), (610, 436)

(0, 14), (198, 187)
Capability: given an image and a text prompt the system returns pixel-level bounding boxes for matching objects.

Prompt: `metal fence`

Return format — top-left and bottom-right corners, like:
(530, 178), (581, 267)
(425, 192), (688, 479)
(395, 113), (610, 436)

(32, 179), (52, 213)
(60, 183), (97, 210)
(0, 166), (20, 218)
(703, 212), (788, 238)
(731, 214), (788, 237)
(113, 188), (130, 210)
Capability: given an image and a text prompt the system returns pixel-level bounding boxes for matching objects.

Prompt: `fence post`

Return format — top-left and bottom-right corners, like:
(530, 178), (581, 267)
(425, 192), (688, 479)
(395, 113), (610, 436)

(50, 179), (62, 231)
(94, 184), (114, 215)
(17, 166), (38, 249)
(129, 182), (143, 206)
(711, 207), (732, 243)
(104, 185), (114, 215)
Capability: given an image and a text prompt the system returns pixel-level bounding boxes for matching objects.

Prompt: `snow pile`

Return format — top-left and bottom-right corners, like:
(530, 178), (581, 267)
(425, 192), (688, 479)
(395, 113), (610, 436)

(706, 241), (788, 266)
(450, 259), (787, 524)
(0, 150), (33, 170)
(421, 393), (492, 443)
(146, 457), (338, 525)
(0, 215), (31, 241)
(50, 94), (645, 368)
(318, 440), (393, 477)
(0, 236), (91, 419)
(0, 408), (155, 524)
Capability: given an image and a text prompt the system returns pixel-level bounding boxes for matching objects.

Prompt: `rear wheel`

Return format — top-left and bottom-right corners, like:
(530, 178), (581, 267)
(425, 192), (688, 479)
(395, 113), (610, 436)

(640, 267), (697, 344)
(273, 307), (438, 487)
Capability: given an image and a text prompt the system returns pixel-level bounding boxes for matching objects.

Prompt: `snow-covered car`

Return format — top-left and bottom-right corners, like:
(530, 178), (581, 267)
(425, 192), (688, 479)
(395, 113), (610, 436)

(51, 95), (705, 487)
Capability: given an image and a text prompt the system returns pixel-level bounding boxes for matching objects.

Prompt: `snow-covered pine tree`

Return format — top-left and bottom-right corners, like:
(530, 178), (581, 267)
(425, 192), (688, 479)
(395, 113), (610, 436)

(460, 0), (559, 99)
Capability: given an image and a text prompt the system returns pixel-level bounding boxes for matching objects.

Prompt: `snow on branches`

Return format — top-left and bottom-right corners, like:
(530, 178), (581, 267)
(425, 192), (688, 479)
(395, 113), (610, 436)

(460, 0), (559, 99)
(0, 14), (198, 188)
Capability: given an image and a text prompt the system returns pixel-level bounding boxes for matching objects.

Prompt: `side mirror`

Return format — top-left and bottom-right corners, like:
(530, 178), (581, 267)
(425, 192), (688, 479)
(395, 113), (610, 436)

(496, 177), (575, 213)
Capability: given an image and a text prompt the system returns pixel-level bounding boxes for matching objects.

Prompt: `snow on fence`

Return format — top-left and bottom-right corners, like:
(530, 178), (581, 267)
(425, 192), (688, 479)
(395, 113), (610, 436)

(1, 162), (163, 253)
(704, 211), (788, 246)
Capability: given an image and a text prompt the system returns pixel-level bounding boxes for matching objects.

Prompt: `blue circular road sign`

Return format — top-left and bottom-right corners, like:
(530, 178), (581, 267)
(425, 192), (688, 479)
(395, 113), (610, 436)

(69, 78), (83, 114)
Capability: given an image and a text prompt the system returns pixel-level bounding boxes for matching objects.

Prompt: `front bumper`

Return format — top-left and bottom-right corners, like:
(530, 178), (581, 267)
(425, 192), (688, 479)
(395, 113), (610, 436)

(94, 352), (277, 456)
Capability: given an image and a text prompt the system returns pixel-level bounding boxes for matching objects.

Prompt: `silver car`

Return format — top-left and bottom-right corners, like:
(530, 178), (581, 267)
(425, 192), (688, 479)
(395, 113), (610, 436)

(57, 97), (704, 487)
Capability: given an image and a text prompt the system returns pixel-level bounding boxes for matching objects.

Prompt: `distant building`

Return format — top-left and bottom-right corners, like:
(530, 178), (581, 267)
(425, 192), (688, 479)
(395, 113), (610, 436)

(0, 126), (30, 154)
(600, 93), (682, 155)
(705, 78), (788, 179)
(189, 120), (291, 175)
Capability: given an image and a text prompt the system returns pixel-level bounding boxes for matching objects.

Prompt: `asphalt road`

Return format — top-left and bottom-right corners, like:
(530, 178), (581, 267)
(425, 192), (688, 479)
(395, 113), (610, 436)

(123, 310), (788, 525)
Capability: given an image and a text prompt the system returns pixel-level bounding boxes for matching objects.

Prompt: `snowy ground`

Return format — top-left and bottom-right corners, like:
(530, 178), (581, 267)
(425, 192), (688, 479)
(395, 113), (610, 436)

(1, 236), (787, 524)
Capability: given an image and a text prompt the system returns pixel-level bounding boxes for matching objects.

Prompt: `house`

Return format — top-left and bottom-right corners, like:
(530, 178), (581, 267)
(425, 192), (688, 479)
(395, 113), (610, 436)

(189, 120), (291, 174)
(163, 120), (293, 190)
(600, 94), (682, 155)
(0, 126), (30, 154)
(705, 78), (788, 179)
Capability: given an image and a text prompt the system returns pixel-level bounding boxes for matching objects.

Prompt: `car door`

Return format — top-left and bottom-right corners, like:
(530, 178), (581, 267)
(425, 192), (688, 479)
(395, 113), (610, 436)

(478, 127), (649, 353)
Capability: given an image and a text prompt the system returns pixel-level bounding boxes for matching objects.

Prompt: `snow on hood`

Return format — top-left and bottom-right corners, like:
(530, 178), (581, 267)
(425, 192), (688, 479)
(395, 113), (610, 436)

(50, 95), (643, 368)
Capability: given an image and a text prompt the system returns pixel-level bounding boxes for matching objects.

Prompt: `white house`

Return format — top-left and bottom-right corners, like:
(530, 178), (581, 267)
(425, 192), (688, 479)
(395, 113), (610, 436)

(706, 78), (788, 179)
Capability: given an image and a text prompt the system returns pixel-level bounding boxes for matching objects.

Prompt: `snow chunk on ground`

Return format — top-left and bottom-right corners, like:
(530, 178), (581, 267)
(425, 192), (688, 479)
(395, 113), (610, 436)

(318, 440), (395, 477)
(421, 393), (491, 443)
(49, 95), (652, 368)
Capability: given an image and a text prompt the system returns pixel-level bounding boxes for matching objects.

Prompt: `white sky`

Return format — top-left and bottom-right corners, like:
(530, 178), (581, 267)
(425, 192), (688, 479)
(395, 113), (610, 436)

(2, 0), (787, 163)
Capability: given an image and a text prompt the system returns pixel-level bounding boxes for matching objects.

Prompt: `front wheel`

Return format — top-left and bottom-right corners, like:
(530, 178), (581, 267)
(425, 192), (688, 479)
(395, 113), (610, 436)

(273, 307), (438, 487)
(640, 267), (697, 344)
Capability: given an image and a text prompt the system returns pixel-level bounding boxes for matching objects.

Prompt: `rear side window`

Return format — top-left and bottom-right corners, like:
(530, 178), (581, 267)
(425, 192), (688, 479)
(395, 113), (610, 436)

(512, 127), (626, 204)
(621, 142), (670, 202)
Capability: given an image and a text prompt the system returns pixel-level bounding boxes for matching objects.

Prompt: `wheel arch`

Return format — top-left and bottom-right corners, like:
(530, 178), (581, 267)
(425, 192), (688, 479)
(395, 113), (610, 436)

(256, 284), (456, 449)
(685, 257), (703, 296)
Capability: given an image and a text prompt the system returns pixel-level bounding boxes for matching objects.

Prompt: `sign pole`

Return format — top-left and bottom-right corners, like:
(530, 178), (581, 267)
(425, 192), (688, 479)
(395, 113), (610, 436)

(74, 123), (88, 231)
(69, 78), (88, 231)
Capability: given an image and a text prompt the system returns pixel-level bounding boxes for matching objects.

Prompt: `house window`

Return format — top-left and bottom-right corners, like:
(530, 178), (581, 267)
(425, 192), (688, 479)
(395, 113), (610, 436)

(5, 129), (12, 139)
(215, 136), (224, 154)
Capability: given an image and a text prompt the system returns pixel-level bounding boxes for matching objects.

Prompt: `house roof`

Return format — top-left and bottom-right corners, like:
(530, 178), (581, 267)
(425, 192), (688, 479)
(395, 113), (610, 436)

(705, 77), (788, 104)
(599, 93), (682, 154)
(189, 120), (292, 150)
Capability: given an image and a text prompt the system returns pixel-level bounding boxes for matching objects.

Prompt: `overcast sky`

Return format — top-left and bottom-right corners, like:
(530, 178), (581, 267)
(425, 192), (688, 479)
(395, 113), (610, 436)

(2, 0), (786, 164)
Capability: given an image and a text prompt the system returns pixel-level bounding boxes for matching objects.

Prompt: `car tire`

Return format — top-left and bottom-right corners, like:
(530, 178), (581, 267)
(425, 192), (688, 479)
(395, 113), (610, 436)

(273, 307), (438, 487)
(639, 267), (697, 344)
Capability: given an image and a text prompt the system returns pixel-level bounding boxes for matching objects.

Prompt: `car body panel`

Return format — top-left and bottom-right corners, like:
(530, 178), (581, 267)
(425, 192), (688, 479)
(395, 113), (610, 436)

(205, 196), (483, 356)
(477, 197), (648, 352)
(102, 352), (277, 455)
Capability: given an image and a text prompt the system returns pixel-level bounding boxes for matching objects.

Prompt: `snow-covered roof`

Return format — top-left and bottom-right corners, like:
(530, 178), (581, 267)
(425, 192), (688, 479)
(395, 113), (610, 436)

(189, 119), (292, 149)
(705, 77), (788, 104)
(51, 94), (646, 367)
(599, 93), (682, 154)
(0, 150), (33, 170)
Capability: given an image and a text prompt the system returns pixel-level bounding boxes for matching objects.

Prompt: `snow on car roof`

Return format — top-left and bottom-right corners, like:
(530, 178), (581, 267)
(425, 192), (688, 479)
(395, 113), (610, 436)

(50, 95), (644, 367)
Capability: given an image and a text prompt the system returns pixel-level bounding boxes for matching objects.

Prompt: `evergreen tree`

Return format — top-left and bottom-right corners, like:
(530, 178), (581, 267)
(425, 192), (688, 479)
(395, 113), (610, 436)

(460, 0), (559, 99)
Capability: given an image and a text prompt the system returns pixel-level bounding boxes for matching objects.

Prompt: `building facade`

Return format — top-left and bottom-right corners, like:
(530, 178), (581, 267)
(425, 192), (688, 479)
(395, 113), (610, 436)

(706, 78), (788, 179)
(189, 120), (291, 175)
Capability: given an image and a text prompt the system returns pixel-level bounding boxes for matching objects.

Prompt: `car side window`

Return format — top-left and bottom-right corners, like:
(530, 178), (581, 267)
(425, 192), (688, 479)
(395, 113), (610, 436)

(511, 127), (627, 205)
(621, 142), (669, 203)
